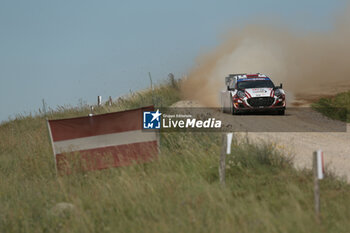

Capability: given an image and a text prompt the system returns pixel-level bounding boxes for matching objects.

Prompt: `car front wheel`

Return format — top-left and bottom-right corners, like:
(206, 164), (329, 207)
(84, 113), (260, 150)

(278, 109), (285, 115)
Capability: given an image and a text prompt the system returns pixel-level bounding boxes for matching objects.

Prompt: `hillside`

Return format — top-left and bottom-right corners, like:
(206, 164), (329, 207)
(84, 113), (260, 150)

(1, 80), (350, 233)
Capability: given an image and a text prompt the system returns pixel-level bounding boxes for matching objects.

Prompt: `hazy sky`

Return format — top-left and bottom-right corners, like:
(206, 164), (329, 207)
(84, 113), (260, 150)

(0, 0), (346, 122)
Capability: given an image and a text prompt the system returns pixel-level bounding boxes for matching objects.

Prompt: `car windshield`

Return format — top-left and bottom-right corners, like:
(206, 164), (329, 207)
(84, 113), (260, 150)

(237, 80), (275, 89)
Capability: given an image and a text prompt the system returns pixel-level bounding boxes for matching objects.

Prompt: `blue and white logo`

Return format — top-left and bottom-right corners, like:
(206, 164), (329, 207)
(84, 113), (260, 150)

(143, 109), (162, 129)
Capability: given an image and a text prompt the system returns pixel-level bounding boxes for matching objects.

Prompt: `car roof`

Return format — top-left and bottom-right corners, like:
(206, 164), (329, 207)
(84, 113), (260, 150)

(237, 77), (271, 82)
(235, 73), (271, 82)
(237, 73), (268, 79)
(225, 73), (271, 86)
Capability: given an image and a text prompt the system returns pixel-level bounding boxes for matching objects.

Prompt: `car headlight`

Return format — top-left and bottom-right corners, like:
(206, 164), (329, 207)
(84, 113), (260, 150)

(274, 89), (282, 97)
(237, 91), (246, 98)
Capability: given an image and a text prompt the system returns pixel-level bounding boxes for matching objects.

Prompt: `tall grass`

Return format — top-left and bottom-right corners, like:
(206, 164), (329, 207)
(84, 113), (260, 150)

(312, 90), (350, 122)
(1, 82), (350, 232)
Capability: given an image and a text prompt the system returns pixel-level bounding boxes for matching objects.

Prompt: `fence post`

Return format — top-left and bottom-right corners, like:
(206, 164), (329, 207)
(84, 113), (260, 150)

(89, 106), (94, 116)
(219, 133), (233, 186)
(313, 149), (324, 221)
(168, 73), (176, 88)
(42, 98), (47, 116)
(148, 72), (154, 105)
(97, 96), (102, 106)
(108, 96), (112, 106)
(219, 134), (227, 186)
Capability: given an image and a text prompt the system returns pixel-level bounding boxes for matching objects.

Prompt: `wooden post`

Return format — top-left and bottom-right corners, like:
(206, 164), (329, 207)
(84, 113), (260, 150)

(108, 96), (112, 106)
(42, 99), (47, 116)
(97, 96), (102, 106)
(313, 151), (320, 220)
(156, 130), (161, 156)
(168, 73), (176, 88)
(46, 119), (58, 176)
(148, 72), (154, 105)
(148, 72), (153, 91)
(219, 134), (227, 186)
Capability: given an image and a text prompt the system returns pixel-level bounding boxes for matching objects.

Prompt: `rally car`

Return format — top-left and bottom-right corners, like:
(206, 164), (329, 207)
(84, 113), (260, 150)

(220, 73), (286, 115)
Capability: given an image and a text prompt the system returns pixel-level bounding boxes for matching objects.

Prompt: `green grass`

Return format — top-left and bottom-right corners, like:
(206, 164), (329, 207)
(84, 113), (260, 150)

(1, 81), (350, 232)
(312, 90), (350, 122)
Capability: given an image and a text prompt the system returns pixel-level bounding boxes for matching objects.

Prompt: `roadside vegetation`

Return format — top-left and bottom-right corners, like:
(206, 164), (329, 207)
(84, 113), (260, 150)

(312, 90), (350, 122)
(1, 79), (350, 233)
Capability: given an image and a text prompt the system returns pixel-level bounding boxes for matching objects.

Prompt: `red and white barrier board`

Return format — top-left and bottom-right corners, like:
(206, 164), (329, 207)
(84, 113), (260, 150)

(47, 106), (158, 173)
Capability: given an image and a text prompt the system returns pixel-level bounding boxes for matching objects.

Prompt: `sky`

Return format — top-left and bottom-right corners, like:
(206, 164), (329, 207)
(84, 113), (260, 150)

(0, 0), (347, 122)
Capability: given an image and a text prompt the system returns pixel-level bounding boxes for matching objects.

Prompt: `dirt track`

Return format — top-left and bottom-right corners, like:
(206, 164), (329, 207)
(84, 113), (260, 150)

(172, 101), (350, 180)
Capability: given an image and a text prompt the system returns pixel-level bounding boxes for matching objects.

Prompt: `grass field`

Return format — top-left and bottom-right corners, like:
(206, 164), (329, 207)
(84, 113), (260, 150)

(312, 90), (350, 122)
(1, 81), (350, 233)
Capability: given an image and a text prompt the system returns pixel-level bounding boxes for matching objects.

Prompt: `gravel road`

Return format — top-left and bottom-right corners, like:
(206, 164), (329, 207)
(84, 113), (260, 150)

(171, 101), (350, 180)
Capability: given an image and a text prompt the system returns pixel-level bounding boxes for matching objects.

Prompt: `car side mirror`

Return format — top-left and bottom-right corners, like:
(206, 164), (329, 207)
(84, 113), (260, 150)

(274, 83), (283, 90)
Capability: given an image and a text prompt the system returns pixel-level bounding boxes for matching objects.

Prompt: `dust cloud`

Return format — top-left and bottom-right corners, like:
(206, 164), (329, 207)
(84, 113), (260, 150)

(181, 8), (350, 106)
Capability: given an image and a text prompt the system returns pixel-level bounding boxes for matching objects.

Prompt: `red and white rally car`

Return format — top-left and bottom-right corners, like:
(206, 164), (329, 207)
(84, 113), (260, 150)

(220, 73), (286, 115)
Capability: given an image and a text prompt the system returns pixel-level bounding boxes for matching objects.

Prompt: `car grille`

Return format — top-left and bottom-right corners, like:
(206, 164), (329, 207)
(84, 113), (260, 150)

(247, 97), (274, 107)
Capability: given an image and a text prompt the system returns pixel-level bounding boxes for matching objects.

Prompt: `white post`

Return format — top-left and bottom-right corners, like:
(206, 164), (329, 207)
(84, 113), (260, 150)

(89, 106), (94, 116)
(108, 96), (112, 106)
(42, 99), (47, 116)
(313, 149), (324, 221)
(316, 149), (324, 180)
(219, 133), (233, 186)
(226, 133), (233, 154)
